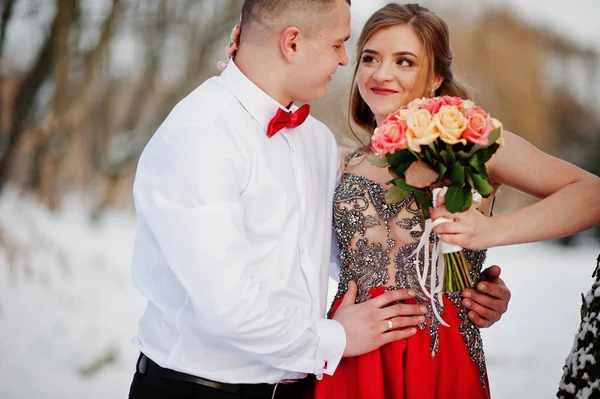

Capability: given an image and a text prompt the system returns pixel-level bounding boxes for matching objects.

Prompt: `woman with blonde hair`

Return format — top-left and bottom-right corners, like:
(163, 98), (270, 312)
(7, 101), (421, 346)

(313, 3), (600, 399)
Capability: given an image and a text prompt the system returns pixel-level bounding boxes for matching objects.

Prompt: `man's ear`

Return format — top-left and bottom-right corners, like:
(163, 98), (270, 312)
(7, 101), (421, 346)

(279, 26), (303, 63)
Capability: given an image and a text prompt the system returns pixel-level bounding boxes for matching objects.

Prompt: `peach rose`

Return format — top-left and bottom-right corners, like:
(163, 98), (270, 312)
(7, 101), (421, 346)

(407, 97), (427, 109)
(371, 119), (408, 156)
(460, 99), (475, 112)
(462, 106), (493, 145)
(405, 108), (440, 152)
(381, 106), (410, 124)
(434, 105), (468, 145)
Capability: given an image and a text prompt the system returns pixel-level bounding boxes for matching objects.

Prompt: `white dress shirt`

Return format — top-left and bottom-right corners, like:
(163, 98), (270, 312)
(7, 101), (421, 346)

(130, 60), (346, 384)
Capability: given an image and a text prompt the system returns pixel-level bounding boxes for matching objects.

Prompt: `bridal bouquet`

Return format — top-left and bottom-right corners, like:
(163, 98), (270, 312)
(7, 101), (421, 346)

(368, 96), (503, 320)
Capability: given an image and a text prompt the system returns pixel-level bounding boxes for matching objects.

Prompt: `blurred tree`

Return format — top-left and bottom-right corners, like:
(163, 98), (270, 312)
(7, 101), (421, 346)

(0, 0), (15, 55)
(0, 0), (242, 213)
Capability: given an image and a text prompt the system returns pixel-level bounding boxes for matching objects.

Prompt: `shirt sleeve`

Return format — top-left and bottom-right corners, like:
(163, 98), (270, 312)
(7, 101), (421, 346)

(133, 126), (346, 376)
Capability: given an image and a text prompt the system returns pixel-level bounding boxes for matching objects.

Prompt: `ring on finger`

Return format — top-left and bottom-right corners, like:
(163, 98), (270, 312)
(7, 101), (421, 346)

(387, 319), (393, 331)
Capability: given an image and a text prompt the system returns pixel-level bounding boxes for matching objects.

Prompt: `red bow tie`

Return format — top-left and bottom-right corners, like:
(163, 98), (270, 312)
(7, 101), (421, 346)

(266, 104), (310, 138)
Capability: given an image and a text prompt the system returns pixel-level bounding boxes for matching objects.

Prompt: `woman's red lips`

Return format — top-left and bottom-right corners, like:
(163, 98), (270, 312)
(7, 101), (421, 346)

(371, 87), (398, 95)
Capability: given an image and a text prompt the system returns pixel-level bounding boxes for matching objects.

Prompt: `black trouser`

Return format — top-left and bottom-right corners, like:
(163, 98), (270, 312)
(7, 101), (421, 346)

(128, 354), (306, 399)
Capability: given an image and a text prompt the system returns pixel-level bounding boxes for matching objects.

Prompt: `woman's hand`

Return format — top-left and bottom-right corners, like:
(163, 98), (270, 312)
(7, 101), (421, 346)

(217, 25), (241, 71)
(430, 204), (497, 250)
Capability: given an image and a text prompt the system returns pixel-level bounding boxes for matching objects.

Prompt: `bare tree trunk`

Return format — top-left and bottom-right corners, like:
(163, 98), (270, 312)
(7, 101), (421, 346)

(22, 0), (121, 203)
(0, 0), (15, 56)
(0, 0), (66, 192)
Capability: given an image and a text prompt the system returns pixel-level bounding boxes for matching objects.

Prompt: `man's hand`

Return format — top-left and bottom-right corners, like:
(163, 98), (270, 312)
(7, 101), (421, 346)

(332, 281), (427, 357)
(461, 265), (511, 328)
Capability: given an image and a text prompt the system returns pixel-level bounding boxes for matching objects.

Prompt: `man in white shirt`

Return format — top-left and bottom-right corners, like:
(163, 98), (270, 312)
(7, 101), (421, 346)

(128, 1), (511, 398)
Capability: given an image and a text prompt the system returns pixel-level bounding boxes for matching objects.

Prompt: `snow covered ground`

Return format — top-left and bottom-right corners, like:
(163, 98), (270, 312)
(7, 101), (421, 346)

(0, 190), (597, 399)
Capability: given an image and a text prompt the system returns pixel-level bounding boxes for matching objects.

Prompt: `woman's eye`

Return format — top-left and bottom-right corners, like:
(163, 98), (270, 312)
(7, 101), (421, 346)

(361, 55), (376, 63)
(397, 59), (412, 67)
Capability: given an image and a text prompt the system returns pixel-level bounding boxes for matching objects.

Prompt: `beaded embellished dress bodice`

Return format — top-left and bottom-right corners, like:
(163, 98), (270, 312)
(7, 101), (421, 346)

(331, 151), (488, 384)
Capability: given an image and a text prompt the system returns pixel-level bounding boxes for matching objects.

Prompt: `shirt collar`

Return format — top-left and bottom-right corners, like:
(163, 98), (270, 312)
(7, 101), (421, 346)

(220, 59), (298, 132)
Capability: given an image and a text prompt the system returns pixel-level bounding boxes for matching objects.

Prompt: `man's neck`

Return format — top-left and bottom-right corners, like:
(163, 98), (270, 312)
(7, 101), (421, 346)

(235, 50), (293, 107)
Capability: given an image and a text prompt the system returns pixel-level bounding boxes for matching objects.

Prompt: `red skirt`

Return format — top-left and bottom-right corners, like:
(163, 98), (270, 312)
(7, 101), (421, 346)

(313, 287), (490, 399)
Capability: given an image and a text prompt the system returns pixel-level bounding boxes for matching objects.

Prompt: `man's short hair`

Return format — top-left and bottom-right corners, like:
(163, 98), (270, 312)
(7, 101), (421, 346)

(240, 0), (351, 42)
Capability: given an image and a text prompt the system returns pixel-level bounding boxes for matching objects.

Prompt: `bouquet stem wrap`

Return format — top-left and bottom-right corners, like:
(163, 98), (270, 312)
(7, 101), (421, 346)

(412, 187), (482, 327)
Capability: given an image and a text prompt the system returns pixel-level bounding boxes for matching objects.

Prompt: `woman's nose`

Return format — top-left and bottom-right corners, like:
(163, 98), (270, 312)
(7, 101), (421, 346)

(372, 62), (393, 82)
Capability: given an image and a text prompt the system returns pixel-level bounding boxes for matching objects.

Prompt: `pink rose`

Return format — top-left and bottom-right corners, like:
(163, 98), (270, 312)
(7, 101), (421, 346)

(371, 119), (408, 156)
(418, 97), (445, 115)
(462, 106), (493, 145)
(384, 106), (409, 123)
(439, 96), (463, 108)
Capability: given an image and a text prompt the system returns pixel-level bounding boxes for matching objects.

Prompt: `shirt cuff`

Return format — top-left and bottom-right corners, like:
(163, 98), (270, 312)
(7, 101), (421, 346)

(313, 318), (346, 379)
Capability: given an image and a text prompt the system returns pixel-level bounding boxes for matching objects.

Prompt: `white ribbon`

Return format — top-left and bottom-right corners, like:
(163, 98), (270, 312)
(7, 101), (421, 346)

(411, 187), (482, 327)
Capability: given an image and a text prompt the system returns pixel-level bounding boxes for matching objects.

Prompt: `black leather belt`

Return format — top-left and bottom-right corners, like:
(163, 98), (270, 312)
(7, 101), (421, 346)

(136, 353), (281, 396)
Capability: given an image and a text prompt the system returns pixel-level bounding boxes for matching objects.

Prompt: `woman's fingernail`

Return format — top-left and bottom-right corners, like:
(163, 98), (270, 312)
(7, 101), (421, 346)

(463, 290), (471, 298)
(408, 289), (416, 296)
(420, 305), (427, 312)
(479, 283), (487, 291)
(410, 328), (417, 334)
(418, 316), (426, 322)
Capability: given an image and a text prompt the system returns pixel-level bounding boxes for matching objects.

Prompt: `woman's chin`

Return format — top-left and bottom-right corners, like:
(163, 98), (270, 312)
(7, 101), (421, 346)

(373, 106), (398, 119)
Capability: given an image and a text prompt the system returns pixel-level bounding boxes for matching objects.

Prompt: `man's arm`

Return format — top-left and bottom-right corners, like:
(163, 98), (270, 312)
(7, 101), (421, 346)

(461, 265), (511, 328)
(135, 126), (346, 376)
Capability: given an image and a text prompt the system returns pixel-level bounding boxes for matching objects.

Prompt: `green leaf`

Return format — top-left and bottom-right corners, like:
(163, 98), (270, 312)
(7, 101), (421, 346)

(439, 150), (450, 165)
(471, 173), (494, 197)
(386, 149), (416, 168)
(477, 143), (500, 165)
(468, 152), (481, 172)
(367, 153), (389, 168)
(444, 142), (457, 163)
(459, 186), (473, 212)
(393, 179), (416, 191)
(385, 186), (411, 204)
(395, 162), (414, 176)
(463, 127), (503, 157)
(388, 168), (401, 180)
(445, 185), (465, 213)
(419, 213), (426, 230)
(423, 147), (435, 166)
(412, 189), (430, 212)
(437, 163), (448, 179)
(428, 143), (438, 156)
(448, 162), (465, 186)
(456, 150), (471, 159)
(422, 196), (433, 216)
(465, 168), (475, 188)
(487, 126), (502, 146)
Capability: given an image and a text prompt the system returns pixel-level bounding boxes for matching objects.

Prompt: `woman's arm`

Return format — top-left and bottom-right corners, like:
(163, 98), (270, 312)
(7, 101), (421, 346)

(433, 131), (600, 249)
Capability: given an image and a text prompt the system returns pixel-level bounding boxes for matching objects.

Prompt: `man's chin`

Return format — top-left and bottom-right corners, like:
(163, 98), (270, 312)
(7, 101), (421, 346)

(295, 87), (328, 103)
